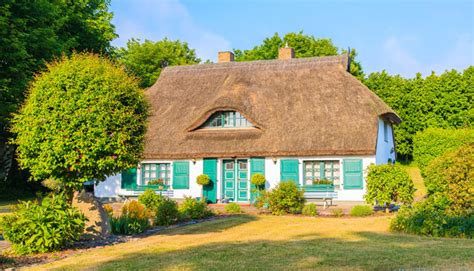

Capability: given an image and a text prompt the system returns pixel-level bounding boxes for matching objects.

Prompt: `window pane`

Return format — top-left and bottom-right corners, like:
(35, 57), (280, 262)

(239, 161), (247, 170)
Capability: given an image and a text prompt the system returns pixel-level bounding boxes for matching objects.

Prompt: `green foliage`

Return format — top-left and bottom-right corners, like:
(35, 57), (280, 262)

(224, 203), (242, 214)
(0, 193), (86, 254)
(391, 199), (473, 238)
(365, 164), (415, 207)
(424, 145), (473, 216)
(196, 174), (211, 186)
(233, 31), (364, 79)
(331, 208), (344, 217)
(0, 0), (117, 139)
(179, 197), (213, 220)
(250, 173), (266, 187)
(365, 68), (474, 159)
(302, 203), (318, 216)
(267, 181), (306, 215)
(117, 38), (200, 88)
(11, 53), (148, 193)
(109, 200), (151, 235)
(138, 189), (162, 210)
(413, 128), (474, 174)
(350, 205), (374, 217)
(138, 190), (180, 226)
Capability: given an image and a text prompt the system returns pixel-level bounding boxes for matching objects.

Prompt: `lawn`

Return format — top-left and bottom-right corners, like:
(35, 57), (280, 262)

(399, 163), (426, 200)
(32, 215), (474, 270)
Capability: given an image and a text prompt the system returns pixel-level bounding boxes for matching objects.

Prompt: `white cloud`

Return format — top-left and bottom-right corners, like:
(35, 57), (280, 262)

(380, 36), (473, 77)
(111, 0), (231, 61)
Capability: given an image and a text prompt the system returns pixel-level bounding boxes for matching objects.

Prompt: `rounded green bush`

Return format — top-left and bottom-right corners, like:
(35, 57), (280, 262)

(196, 174), (210, 186)
(267, 181), (306, 215)
(224, 203), (242, 214)
(350, 205), (374, 217)
(302, 203), (318, 216)
(423, 145), (473, 216)
(11, 53), (148, 193)
(155, 198), (180, 226)
(0, 193), (86, 254)
(138, 189), (163, 209)
(365, 164), (415, 208)
(251, 173), (266, 187)
(179, 197), (213, 220)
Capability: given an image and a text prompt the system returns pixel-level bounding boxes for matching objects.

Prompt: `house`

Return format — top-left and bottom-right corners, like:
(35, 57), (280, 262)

(95, 47), (401, 203)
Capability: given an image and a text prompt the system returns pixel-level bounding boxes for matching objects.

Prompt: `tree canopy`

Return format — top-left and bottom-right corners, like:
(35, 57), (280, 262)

(233, 32), (365, 79)
(117, 38), (201, 88)
(11, 53), (148, 194)
(365, 67), (473, 159)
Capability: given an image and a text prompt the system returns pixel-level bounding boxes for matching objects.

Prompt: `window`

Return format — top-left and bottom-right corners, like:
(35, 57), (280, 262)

(201, 111), (254, 128)
(141, 163), (170, 185)
(303, 161), (340, 187)
(383, 121), (388, 142)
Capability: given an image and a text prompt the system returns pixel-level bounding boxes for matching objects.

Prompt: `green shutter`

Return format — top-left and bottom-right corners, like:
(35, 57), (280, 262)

(250, 158), (265, 202)
(173, 161), (189, 189)
(343, 159), (363, 189)
(280, 159), (299, 185)
(203, 159), (217, 203)
(121, 168), (137, 189)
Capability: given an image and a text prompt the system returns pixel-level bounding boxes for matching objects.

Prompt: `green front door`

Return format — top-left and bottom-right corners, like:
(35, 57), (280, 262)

(203, 159), (217, 203)
(222, 159), (249, 202)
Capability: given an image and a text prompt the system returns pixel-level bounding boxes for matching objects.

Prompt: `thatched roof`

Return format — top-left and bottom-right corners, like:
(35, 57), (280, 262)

(144, 54), (401, 159)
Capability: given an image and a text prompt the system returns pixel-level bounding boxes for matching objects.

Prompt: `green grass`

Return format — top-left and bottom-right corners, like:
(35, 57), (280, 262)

(31, 215), (474, 270)
(398, 163), (426, 200)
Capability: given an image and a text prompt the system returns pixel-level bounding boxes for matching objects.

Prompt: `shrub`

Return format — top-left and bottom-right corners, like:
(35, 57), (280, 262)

(331, 208), (344, 217)
(154, 197), (180, 226)
(253, 190), (269, 209)
(423, 145), (473, 216)
(0, 193), (86, 254)
(103, 204), (114, 216)
(224, 203), (242, 214)
(11, 53), (148, 195)
(365, 164), (415, 210)
(350, 205), (374, 217)
(196, 174), (210, 186)
(413, 128), (474, 175)
(109, 200), (151, 235)
(391, 199), (474, 238)
(267, 181), (305, 215)
(251, 173), (266, 187)
(138, 190), (180, 226)
(138, 189), (162, 210)
(179, 197), (213, 220)
(302, 203), (318, 216)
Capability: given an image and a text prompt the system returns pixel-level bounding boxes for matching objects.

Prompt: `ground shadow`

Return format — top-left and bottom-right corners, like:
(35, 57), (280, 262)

(159, 214), (258, 236)
(54, 226), (474, 270)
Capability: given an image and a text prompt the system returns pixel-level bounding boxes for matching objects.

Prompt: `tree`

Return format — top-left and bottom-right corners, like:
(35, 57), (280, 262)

(365, 164), (415, 212)
(0, 0), (117, 197)
(117, 38), (201, 88)
(365, 67), (473, 159)
(11, 53), (148, 197)
(233, 31), (365, 79)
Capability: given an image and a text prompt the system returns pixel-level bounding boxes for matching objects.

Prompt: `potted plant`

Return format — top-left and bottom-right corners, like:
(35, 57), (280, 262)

(196, 174), (210, 200)
(251, 173), (266, 204)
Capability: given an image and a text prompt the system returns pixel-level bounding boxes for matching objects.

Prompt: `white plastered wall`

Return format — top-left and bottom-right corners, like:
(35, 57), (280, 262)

(375, 117), (396, 165)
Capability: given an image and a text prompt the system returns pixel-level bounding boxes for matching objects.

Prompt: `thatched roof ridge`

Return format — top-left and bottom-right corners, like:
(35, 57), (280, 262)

(144, 54), (400, 159)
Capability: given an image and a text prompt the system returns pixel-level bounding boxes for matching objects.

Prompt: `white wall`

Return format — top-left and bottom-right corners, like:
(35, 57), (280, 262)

(375, 118), (396, 165)
(94, 173), (122, 198)
(95, 156), (375, 201)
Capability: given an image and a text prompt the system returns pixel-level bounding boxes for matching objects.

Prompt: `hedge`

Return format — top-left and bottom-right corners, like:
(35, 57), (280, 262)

(413, 128), (474, 175)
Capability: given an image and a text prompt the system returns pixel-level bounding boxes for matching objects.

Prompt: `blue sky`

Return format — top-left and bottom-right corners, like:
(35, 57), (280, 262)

(110, 0), (473, 77)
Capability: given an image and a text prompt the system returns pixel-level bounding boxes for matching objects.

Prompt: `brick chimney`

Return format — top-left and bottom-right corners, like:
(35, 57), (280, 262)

(278, 44), (294, 60)
(218, 51), (234, 63)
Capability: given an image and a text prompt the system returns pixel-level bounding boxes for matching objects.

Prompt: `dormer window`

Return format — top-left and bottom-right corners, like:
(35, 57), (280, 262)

(201, 111), (254, 128)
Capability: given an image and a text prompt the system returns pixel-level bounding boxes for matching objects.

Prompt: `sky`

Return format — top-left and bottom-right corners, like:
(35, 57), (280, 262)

(110, 0), (474, 78)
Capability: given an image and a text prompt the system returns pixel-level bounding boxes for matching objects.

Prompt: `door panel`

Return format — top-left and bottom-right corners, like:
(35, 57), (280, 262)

(223, 160), (236, 201)
(222, 159), (249, 202)
(203, 159), (217, 203)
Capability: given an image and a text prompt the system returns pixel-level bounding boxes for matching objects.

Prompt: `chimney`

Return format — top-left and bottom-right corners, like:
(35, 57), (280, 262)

(278, 43), (294, 60)
(218, 51), (234, 63)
